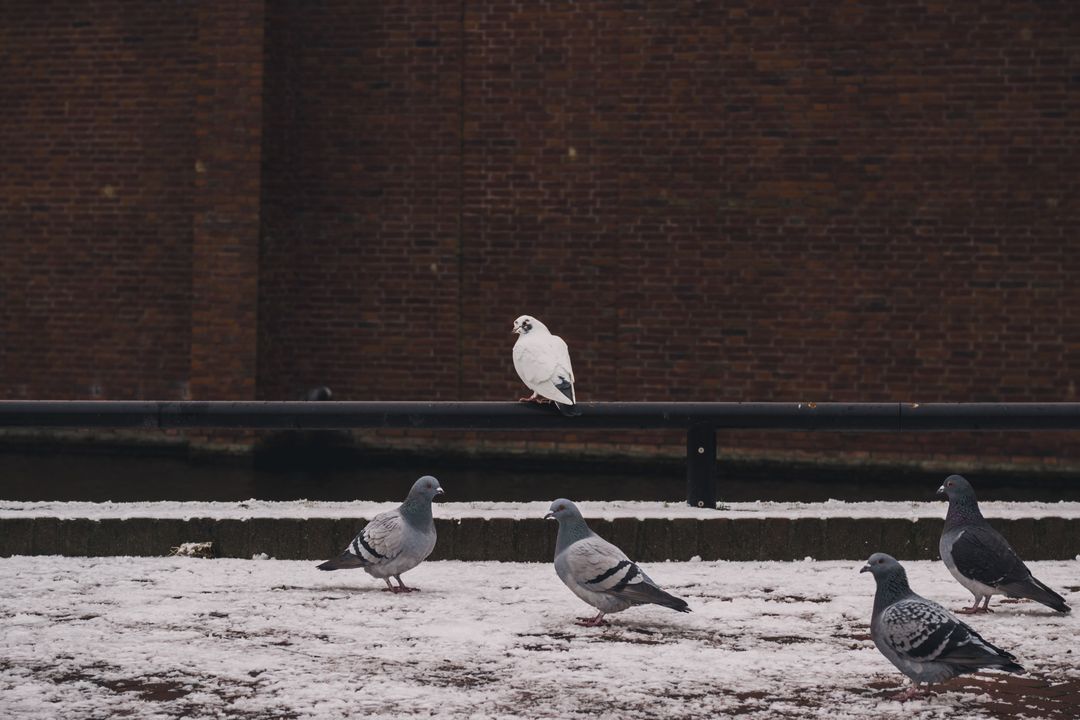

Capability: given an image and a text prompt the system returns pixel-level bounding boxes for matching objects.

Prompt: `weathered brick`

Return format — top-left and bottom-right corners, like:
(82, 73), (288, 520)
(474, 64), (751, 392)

(2, 0), (1078, 470)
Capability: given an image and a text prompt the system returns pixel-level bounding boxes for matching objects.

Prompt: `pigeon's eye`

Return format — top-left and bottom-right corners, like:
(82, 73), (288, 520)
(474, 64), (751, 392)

(877, 559), (884, 564)
(947, 482), (953, 487)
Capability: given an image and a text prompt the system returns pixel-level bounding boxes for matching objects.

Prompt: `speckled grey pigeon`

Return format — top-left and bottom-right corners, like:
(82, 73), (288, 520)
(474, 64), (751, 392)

(862, 553), (1023, 698)
(938, 474), (1070, 614)
(545, 499), (689, 626)
(317, 475), (443, 592)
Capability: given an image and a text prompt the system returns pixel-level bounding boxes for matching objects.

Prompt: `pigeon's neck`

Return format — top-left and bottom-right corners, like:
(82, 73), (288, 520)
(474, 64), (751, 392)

(399, 496), (433, 529)
(555, 517), (594, 555)
(873, 569), (914, 615)
(944, 496), (984, 529)
(521, 328), (550, 341)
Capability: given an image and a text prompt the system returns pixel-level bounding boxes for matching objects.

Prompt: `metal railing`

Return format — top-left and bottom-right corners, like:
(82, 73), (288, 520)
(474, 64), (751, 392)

(2, 401), (1079, 506)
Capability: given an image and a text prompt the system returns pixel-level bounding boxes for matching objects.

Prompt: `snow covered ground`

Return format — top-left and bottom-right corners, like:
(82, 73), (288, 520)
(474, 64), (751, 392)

(4, 498), (1080, 520)
(1, 556), (1076, 719)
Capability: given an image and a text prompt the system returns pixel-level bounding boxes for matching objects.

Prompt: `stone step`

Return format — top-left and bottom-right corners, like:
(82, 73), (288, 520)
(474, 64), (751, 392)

(2, 514), (1078, 561)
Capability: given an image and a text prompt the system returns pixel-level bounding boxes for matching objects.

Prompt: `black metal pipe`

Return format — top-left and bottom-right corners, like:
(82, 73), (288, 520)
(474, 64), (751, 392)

(3, 400), (1079, 510)
(0, 400), (1079, 430)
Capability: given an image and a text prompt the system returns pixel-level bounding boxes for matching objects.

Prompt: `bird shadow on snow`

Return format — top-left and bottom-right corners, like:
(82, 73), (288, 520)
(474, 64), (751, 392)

(523, 618), (738, 649)
(272, 583), (445, 596)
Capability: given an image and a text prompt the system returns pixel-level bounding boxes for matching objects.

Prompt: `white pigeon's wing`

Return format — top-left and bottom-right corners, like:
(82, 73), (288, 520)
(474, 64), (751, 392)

(549, 334), (575, 383)
(513, 335), (575, 404)
(344, 510), (405, 565)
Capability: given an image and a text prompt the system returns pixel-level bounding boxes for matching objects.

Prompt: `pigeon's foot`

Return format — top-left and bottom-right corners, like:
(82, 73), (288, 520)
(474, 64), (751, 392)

(890, 686), (928, 701)
(574, 614), (608, 627)
(388, 576), (419, 593)
(955, 606), (992, 614)
(518, 392), (541, 403)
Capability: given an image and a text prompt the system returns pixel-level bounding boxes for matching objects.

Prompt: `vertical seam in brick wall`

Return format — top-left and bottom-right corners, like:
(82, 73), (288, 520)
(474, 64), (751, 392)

(456, 0), (467, 400)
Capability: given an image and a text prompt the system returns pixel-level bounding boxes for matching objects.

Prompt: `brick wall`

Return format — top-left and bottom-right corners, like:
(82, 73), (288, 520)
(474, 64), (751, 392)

(0, 1), (200, 400)
(2, 1), (1079, 464)
(258, 0), (463, 401)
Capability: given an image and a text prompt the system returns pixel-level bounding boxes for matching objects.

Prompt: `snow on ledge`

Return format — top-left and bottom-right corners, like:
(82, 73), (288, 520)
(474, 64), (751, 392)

(2, 499), (1080, 521)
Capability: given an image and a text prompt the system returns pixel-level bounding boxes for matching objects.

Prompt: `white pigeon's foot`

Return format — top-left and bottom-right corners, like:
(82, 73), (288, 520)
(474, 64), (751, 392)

(518, 392), (540, 403)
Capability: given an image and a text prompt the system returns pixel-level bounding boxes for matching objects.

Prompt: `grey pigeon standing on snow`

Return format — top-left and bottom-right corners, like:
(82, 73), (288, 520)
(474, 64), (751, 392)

(512, 315), (581, 417)
(317, 475), (444, 592)
(938, 474), (1070, 614)
(863, 553), (1023, 698)
(545, 499), (689, 626)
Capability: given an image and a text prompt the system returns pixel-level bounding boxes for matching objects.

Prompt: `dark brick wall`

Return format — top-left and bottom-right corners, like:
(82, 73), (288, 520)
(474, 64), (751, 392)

(191, 2), (264, 400)
(258, 0), (463, 401)
(2, 1), (1079, 464)
(0, 1), (200, 400)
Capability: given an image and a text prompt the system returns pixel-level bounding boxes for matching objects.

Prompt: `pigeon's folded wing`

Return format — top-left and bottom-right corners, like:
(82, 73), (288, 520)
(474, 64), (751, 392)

(548, 335), (575, 384)
(949, 525), (1029, 587)
(345, 511), (406, 565)
(514, 339), (573, 387)
(565, 536), (649, 596)
(882, 598), (1016, 666)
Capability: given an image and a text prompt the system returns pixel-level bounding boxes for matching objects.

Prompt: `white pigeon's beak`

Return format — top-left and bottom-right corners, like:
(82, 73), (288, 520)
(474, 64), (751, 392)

(512, 325), (521, 334)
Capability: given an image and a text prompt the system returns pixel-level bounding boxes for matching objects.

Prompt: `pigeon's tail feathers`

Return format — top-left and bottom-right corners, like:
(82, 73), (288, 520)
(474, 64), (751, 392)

(618, 582), (691, 613)
(1005, 576), (1071, 613)
(552, 377), (576, 405)
(941, 627), (1024, 674)
(317, 553), (369, 571)
(554, 401), (582, 417)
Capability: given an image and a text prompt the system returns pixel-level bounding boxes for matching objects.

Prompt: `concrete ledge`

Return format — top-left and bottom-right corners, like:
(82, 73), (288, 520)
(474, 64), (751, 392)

(2, 516), (1078, 561)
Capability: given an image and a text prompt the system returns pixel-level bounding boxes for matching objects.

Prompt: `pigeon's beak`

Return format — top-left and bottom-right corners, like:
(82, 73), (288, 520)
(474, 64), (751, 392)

(859, 564), (871, 574)
(435, 488), (445, 497)
(936, 485), (946, 496)
(544, 512), (555, 520)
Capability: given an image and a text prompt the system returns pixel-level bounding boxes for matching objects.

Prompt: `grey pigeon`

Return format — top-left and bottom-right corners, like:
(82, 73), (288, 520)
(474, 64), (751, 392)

(512, 315), (581, 417)
(938, 474), (1070, 614)
(545, 499), (689, 626)
(862, 552), (1023, 698)
(317, 475), (444, 592)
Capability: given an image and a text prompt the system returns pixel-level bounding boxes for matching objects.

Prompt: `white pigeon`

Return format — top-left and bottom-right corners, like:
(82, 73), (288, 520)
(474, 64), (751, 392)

(512, 315), (580, 416)
(316, 475), (443, 593)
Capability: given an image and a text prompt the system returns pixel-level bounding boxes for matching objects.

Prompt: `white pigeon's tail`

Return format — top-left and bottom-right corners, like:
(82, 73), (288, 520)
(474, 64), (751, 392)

(554, 401), (582, 417)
